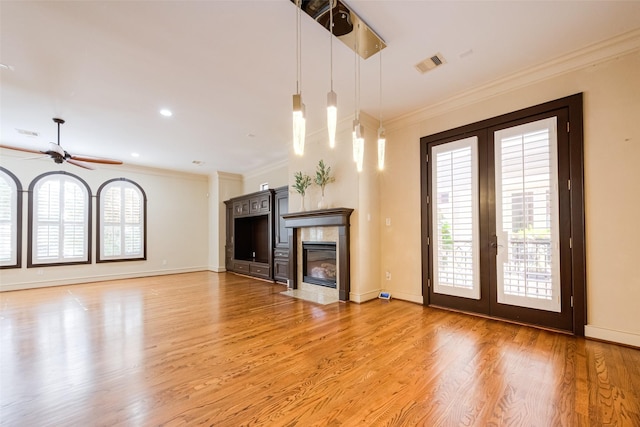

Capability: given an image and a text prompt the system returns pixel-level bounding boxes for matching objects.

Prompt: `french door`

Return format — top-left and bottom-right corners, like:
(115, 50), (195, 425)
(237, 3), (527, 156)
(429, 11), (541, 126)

(421, 95), (585, 333)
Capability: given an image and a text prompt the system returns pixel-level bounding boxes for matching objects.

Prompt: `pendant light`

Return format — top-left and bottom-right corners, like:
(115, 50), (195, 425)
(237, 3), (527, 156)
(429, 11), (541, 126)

(327, 0), (337, 149)
(352, 22), (364, 172)
(292, 0), (306, 156)
(377, 46), (386, 171)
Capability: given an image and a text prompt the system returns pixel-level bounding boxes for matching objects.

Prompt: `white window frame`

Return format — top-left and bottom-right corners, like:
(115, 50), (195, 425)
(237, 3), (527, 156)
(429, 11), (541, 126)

(494, 117), (561, 312)
(97, 178), (146, 262)
(431, 136), (481, 300)
(0, 167), (22, 268)
(29, 172), (91, 266)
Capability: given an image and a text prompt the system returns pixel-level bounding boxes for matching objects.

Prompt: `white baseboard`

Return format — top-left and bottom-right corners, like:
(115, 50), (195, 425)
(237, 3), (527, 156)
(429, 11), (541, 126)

(0, 267), (208, 292)
(384, 291), (423, 305)
(349, 289), (424, 304)
(585, 325), (640, 348)
(349, 289), (380, 303)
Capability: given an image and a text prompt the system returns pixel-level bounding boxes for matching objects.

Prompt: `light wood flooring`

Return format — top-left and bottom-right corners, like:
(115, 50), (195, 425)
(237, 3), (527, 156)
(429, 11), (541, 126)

(1, 272), (639, 426)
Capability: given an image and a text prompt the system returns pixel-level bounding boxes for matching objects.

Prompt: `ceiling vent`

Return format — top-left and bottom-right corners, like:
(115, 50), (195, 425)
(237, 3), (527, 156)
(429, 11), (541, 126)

(415, 53), (446, 74)
(16, 128), (39, 137)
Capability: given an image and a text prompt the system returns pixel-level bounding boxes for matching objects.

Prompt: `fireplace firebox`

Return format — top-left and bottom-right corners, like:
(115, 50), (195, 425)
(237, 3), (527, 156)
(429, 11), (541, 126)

(302, 242), (337, 288)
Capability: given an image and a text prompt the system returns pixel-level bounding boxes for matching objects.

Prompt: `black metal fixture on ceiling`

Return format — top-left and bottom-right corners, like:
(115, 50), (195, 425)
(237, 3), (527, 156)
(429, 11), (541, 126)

(291, 0), (386, 59)
(0, 118), (123, 170)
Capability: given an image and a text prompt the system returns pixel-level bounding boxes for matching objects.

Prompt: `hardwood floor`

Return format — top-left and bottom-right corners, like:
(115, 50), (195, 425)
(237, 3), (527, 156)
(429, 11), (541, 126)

(1, 272), (639, 426)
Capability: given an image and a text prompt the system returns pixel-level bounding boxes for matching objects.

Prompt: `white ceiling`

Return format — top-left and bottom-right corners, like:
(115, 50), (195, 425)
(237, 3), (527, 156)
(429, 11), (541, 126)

(2, 1), (639, 175)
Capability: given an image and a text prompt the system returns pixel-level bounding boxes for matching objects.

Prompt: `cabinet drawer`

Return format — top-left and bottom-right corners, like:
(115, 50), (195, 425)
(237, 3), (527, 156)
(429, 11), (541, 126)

(250, 263), (270, 278)
(233, 261), (250, 273)
(274, 249), (289, 258)
(249, 195), (270, 214)
(233, 200), (250, 216)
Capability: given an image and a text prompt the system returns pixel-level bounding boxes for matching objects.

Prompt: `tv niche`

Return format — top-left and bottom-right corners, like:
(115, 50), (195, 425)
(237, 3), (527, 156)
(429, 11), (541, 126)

(234, 215), (270, 263)
(302, 241), (337, 288)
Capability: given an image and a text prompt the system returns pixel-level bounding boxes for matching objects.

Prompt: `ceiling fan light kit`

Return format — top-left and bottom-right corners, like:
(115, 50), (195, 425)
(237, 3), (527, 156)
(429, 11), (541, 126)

(0, 117), (123, 170)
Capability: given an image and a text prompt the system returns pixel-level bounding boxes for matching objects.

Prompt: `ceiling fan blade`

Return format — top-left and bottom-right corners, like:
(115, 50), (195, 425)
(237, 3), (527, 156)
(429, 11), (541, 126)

(66, 159), (95, 170)
(69, 154), (123, 165)
(0, 144), (46, 155)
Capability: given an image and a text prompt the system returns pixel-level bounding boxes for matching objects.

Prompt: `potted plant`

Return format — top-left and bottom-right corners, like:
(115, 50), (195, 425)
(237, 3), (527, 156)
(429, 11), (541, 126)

(292, 171), (311, 211)
(314, 159), (335, 209)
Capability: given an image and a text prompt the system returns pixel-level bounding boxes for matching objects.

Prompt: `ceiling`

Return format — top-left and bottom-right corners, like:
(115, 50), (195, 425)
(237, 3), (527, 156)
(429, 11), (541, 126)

(1, 1), (639, 175)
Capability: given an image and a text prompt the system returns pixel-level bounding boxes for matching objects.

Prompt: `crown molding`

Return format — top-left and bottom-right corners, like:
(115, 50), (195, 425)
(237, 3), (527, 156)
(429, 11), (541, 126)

(386, 28), (640, 130)
(216, 171), (243, 182)
(242, 158), (288, 181)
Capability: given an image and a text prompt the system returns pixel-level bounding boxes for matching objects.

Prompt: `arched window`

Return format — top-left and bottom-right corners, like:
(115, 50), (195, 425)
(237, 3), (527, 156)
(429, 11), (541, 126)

(28, 172), (91, 267)
(0, 167), (23, 268)
(97, 178), (146, 262)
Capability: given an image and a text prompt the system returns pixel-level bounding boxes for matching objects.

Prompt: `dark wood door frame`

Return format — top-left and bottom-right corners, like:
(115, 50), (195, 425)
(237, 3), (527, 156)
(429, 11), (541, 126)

(420, 93), (586, 335)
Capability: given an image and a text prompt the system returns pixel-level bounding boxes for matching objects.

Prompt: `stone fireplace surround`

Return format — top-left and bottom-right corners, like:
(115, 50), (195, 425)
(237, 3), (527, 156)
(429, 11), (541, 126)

(282, 208), (354, 302)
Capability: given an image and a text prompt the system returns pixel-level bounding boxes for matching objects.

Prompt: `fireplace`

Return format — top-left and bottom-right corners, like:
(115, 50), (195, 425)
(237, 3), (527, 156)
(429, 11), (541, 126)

(283, 208), (354, 301)
(303, 242), (337, 288)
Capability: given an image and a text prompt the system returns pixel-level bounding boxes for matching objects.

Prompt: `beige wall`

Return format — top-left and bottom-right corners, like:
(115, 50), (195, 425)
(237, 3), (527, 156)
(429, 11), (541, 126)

(0, 153), (210, 290)
(208, 171), (242, 271)
(288, 114), (382, 302)
(242, 160), (288, 194)
(381, 50), (640, 346)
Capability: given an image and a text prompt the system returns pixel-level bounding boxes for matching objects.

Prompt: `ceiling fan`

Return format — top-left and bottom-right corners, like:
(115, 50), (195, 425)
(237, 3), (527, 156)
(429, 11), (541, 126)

(0, 118), (123, 170)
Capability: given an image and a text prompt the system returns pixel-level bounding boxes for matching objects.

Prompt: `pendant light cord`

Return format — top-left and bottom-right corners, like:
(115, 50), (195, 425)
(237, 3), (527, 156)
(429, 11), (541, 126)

(329, 0), (333, 91)
(379, 47), (383, 126)
(296, 0), (302, 94)
(354, 23), (360, 120)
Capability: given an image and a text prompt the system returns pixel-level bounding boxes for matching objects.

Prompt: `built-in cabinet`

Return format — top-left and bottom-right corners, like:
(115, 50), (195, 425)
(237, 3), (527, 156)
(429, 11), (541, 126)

(273, 186), (289, 284)
(225, 187), (288, 282)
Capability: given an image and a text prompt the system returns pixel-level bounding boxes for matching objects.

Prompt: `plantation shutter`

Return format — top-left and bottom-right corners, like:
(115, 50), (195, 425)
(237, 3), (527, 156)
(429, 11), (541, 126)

(32, 174), (89, 264)
(494, 117), (561, 312)
(0, 171), (18, 266)
(431, 136), (480, 299)
(100, 180), (144, 260)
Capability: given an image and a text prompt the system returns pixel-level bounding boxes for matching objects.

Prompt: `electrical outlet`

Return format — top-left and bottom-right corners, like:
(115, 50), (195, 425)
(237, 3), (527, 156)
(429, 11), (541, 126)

(385, 271), (391, 280)
(385, 217), (391, 226)
(162, 260), (167, 265)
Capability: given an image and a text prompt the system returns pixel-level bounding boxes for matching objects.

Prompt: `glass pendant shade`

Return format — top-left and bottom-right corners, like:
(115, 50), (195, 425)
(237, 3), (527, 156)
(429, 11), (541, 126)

(352, 120), (364, 172)
(352, 119), (361, 162)
(327, 90), (337, 148)
(292, 94), (306, 156)
(377, 127), (386, 170)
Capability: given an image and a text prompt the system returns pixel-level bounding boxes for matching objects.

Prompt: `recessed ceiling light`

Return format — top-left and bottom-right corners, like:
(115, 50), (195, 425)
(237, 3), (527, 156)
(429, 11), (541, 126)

(131, 152), (140, 158)
(159, 109), (172, 117)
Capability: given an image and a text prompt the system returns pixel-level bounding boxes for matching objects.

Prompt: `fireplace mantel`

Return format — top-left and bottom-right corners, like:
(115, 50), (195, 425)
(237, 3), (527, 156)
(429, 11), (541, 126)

(283, 208), (354, 301)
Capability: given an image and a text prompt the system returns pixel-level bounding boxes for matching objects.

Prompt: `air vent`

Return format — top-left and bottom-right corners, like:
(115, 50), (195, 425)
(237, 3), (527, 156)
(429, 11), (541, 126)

(415, 53), (446, 74)
(16, 128), (39, 137)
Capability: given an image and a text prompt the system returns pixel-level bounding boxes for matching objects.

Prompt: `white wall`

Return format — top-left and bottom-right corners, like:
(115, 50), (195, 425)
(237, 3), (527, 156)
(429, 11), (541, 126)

(0, 153), (210, 290)
(381, 47), (640, 346)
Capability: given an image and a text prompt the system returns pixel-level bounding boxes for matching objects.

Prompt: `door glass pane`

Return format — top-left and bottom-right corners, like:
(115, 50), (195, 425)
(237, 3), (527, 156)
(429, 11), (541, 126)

(494, 117), (561, 312)
(432, 136), (480, 299)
